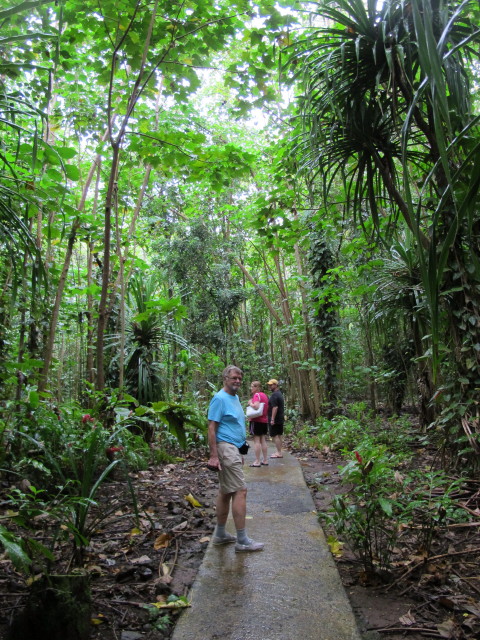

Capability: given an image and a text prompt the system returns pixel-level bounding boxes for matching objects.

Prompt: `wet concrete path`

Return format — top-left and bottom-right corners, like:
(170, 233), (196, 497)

(171, 443), (362, 640)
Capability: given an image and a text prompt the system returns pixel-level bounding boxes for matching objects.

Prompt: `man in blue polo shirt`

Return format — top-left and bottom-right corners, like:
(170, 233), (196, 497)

(207, 365), (264, 553)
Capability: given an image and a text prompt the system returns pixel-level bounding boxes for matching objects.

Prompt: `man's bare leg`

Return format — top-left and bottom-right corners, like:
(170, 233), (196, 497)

(231, 488), (264, 551)
(270, 434), (283, 457)
(231, 488), (247, 530)
(212, 491), (237, 544)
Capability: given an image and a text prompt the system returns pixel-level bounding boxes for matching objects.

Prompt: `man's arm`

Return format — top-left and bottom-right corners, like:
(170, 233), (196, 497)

(271, 406), (278, 423)
(207, 420), (221, 470)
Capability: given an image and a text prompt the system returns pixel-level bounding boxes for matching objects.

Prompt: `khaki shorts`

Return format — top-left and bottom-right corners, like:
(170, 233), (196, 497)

(217, 441), (247, 494)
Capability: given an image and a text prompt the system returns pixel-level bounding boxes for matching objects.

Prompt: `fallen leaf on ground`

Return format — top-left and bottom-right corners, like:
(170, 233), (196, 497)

(149, 600), (190, 609)
(131, 555), (151, 565)
(437, 619), (457, 638)
(184, 493), (202, 507)
(154, 532), (173, 549)
(327, 535), (343, 557)
(129, 527), (142, 536)
(86, 564), (104, 575)
(399, 610), (416, 626)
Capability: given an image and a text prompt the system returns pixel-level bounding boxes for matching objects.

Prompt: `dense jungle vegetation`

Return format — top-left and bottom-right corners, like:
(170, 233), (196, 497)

(0, 0), (479, 637)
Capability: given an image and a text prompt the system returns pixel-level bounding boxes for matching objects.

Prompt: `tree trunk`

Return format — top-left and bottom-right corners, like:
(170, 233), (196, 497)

(96, 142), (120, 390)
(96, 4), (160, 390)
(38, 218), (81, 394)
(272, 250), (314, 419)
(294, 241), (322, 418)
(114, 172), (126, 390)
(236, 255), (316, 420)
(38, 124), (114, 394)
(86, 163), (101, 387)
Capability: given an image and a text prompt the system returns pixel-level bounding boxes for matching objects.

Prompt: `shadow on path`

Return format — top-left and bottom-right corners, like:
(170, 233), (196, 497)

(172, 443), (362, 640)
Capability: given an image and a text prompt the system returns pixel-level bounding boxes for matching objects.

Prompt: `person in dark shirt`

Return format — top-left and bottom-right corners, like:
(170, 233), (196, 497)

(267, 379), (284, 458)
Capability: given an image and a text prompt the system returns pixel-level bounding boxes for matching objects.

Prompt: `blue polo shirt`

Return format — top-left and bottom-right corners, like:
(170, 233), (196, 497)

(208, 389), (246, 448)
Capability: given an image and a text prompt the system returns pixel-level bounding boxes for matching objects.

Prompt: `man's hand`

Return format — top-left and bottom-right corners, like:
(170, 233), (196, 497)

(207, 420), (221, 471)
(207, 456), (221, 472)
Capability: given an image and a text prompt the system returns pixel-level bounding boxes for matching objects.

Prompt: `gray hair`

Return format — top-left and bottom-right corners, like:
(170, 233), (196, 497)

(222, 365), (243, 380)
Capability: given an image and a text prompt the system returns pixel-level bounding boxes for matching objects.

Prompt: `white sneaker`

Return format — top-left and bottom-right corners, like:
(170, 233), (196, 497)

(235, 539), (264, 553)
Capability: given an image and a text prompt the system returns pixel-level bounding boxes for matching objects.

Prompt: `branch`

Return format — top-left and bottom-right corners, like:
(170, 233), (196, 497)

(234, 258), (284, 326)
(175, 12), (250, 41)
(0, 0), (52, 20)
(386, 547), (480, 590)
(126, 131), (196, 159)
(107, 0), (143, 143)
(155, 61), (219, 70)
(368, 627), (441, 637)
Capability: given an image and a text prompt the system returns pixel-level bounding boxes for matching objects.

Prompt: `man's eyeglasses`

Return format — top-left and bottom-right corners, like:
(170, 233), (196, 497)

(227, 376), (242, 381)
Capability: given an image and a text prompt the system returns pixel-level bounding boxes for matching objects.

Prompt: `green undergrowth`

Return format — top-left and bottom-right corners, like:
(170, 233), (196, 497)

(0, 392), (207, 576)
(290, 408), (470, 574)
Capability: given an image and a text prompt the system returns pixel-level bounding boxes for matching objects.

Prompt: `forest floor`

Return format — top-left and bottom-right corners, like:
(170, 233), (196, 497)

(1, 439), (479, 640)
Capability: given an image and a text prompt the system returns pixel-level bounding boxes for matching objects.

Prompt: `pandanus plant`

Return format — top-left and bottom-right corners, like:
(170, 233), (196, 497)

(289, 0), (480, 455)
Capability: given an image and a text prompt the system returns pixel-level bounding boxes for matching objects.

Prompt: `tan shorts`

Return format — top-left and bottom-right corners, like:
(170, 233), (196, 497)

(217, 441), (247, 495)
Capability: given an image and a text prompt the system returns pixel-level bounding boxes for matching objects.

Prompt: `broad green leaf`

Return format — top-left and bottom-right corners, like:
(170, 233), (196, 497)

(65, 164), (80, 181)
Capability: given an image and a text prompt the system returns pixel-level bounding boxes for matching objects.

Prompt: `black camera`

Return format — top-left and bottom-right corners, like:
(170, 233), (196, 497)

(238, 442), (250, 455)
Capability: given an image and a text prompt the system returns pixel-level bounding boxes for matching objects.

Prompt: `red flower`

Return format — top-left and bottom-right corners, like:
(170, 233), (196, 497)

(105, 446), (124, 461)
(82, 414), (93, 423)
(355, 451), (363, 464)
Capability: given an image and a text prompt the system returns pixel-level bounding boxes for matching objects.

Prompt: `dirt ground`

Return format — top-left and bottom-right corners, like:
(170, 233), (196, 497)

(1, 444), (479, 640)
(296, 446), (480, 640)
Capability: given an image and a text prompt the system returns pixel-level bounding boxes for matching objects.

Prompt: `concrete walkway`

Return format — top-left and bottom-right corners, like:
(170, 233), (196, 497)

(171, 443), (362, 640)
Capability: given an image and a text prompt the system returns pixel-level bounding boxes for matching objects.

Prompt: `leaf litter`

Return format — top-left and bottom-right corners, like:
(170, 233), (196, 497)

(294, 437), (480, 640)
(1, 444), (479, 640)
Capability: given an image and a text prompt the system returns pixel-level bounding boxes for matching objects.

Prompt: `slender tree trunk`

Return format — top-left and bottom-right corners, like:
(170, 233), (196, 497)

(85, 240), (95, 386)
(294, 241), (322, 418)
(234, 258), (283, 325)
(16, 247), (31, 405)
(56, 334), (65, 402)
(272, 251), (315, 419)
(86, 164), (101, 386)
(362, 311), (377, 412)
(236, 255), (316, 420)
(96, 3), (160, 390)
(96, 143), (120, 390)
(38, 124), (113, 394)
(39, 220), (82, 394)
(114, 176), (126, 390)
(105, 165), (153, 320)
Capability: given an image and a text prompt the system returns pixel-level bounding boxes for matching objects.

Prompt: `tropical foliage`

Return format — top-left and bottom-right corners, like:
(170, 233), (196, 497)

(288, 0), (480, 458)
(0, 0), (479, 478)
